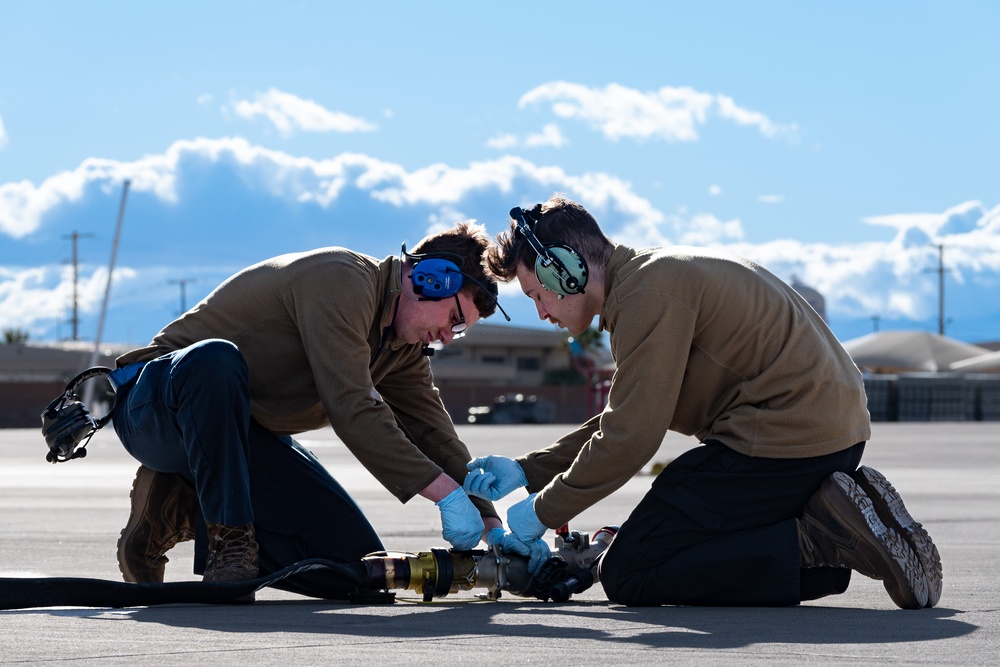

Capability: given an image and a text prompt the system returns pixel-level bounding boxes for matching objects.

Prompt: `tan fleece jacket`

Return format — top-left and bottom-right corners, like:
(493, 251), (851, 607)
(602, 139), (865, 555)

(117, 248), (497, 518)
(519, 245), (870, 528)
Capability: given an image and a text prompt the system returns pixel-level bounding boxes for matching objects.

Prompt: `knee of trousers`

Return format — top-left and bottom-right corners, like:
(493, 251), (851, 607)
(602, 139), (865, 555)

(597, 543), (646, 605)
(172, 339), (248, 384)
(600, 572), (652, 606)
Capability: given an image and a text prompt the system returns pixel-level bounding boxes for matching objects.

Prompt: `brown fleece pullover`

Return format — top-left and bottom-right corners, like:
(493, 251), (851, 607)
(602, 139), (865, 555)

(118, 247), (497, 519)
(519, 245), (870, 528)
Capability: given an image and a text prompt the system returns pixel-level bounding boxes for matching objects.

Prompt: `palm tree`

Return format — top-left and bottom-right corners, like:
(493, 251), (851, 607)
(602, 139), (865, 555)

(2, 328), (30, 344)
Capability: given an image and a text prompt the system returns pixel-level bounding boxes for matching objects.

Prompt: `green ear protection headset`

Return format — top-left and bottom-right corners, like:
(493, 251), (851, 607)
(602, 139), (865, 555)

(509, 206), (589, 297)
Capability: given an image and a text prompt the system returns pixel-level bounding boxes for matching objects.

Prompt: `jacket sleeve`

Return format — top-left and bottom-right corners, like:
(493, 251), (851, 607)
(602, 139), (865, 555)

(374, 353), (499, 520)
(289, 263), (452, 503)
(516, 413), (601, 492)
(532, 289), (695, 528)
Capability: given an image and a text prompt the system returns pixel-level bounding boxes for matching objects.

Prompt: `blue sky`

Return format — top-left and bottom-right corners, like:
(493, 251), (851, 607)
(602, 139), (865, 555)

(2, 1), (999, 347)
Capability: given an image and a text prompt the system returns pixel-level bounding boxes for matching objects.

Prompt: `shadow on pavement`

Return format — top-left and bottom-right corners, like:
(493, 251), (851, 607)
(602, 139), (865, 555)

(10, 599), (975, 650)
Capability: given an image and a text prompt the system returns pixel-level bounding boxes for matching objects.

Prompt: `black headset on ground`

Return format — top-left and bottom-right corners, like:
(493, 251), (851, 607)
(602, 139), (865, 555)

(509, 206), (589, 297)
(40, 366), (115, 464)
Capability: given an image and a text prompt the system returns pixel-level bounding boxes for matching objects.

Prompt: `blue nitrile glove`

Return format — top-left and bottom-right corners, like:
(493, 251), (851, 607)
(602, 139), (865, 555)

(485, 527), (517, 549)
(485, 527), (552, 574)
(464, 456), (528, 501)
(435, 487), (485, 550)
(524, 536), (552, 574)
(507, 493), (547, 542)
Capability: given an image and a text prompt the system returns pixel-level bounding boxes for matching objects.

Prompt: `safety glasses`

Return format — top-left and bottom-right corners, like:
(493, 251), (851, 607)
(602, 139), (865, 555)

(451, 295), (467, 334)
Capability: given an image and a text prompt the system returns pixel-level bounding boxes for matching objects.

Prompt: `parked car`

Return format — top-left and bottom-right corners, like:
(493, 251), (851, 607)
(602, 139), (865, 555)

(467, 393), (555, 424)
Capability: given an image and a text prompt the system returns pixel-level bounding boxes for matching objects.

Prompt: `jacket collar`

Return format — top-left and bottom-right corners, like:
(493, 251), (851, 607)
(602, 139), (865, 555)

(598, 244), (637, 332)
(377, 254), (403, 332)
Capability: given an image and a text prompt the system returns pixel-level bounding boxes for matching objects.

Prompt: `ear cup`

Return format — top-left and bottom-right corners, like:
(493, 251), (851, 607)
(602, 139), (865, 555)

(411, 257), (464, 298)
(535, 244), (588, 295)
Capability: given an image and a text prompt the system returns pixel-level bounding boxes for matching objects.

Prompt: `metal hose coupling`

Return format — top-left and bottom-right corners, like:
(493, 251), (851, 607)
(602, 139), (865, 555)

(360, 525), (619, 602)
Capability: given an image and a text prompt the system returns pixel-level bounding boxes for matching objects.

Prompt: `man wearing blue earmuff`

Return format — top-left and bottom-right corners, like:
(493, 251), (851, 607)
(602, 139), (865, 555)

(465, 195), (941, 611)
(108, 221), (509, 598)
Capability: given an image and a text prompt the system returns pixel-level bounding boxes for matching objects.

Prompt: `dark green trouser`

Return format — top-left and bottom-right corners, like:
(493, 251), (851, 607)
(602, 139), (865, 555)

(599, 440), (864, 606)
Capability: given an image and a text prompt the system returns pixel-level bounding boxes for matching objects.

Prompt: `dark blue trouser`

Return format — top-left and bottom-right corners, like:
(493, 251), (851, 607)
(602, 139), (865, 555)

(112, 339), (384, 598)
(598, 440), (865, 607)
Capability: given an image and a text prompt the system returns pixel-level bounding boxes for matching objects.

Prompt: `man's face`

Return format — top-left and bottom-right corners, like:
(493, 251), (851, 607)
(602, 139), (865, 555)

(515, 263), (594, 336)
(394, 273), (478, 345)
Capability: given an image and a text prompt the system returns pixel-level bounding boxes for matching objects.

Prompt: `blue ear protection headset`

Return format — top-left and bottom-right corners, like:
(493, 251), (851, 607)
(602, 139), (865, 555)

(402, 245), (510, 320)
(509, 206), (589, 296)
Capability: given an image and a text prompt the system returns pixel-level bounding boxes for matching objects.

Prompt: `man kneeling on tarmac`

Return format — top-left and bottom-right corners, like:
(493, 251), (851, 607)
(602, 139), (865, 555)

(110, 221), (507, 597)
(465, 196), (942, 609)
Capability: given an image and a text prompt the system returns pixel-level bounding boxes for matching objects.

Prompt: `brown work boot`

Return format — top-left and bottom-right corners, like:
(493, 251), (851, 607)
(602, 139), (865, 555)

(204, 522), (260, 584)
(798, 472), (928, 610)
(118, 465), (198, 583)
(851, 466), (943, 607)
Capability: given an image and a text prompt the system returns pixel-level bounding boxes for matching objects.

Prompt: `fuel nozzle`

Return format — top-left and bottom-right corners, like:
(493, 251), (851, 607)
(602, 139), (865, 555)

(358, 525), (619, 603)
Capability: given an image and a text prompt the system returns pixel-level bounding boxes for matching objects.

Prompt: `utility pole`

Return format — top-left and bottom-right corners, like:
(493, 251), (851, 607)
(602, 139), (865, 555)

(923, 244), (951, 336)
(934, 244), (947, 336)
(62, 230), (95, 340)
(168, 278), (197, 314)
(871, 315), (881, 333)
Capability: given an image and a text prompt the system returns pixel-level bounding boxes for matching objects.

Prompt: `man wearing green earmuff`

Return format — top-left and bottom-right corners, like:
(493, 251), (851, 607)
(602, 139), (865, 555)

(465, 195), (941, 611)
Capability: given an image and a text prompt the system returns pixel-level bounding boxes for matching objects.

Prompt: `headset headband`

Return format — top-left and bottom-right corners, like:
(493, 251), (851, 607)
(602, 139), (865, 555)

(509, 206), (588, 296)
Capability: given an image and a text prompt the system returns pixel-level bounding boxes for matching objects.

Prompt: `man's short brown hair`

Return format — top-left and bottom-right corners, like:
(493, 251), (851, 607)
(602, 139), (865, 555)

(411, 220), (498, 319)
(484, 195), (614, 283)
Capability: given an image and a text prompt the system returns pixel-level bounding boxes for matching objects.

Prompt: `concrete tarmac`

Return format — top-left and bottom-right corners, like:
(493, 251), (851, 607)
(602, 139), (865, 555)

(0, 422), (997, 665)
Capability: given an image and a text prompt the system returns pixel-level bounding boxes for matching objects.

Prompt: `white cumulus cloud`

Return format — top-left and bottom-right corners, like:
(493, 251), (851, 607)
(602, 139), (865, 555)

(0, 264), (136, 336)
(524, 123), (569, 148)
(0, 137), (663, 239)
(716, 95), (799, 142)
(864, 201), (989, 238)
(486, 123), (569, 150)
(232, 88), (377, 136)
(3, 137), (999, 343)
(0, 115), (7, 149)
(728, 202), (1000, 325)
(518, 81), (797, 143)
(485, 133), (518, 150)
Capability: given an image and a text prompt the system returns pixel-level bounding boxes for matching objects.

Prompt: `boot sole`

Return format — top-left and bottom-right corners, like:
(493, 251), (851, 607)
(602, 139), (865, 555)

(117, 466), (160, 584)
(829, 472), (929, 609)
(852, 466), (943, 607)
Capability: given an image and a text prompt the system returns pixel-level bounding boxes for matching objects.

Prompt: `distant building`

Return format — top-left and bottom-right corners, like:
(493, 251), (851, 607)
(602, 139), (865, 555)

(429, 323), (571, 387)
(429, 323), (594, 424)
(0, 341), (127, 428)
(790, 275), (826, 322)
(0, 326), (591, 428)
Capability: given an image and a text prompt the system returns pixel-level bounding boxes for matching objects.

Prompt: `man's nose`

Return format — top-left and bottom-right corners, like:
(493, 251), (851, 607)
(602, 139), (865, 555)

(534, 301), (549, 321)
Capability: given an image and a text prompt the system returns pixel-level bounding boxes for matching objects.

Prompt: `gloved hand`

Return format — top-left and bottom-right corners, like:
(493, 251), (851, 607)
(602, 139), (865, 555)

(435, 487), (485, 550)
(485, 526), (516, 549)
(485, 527), (552, 574)
(464, 456), (528, 501)
(507, 493), (547, 542)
